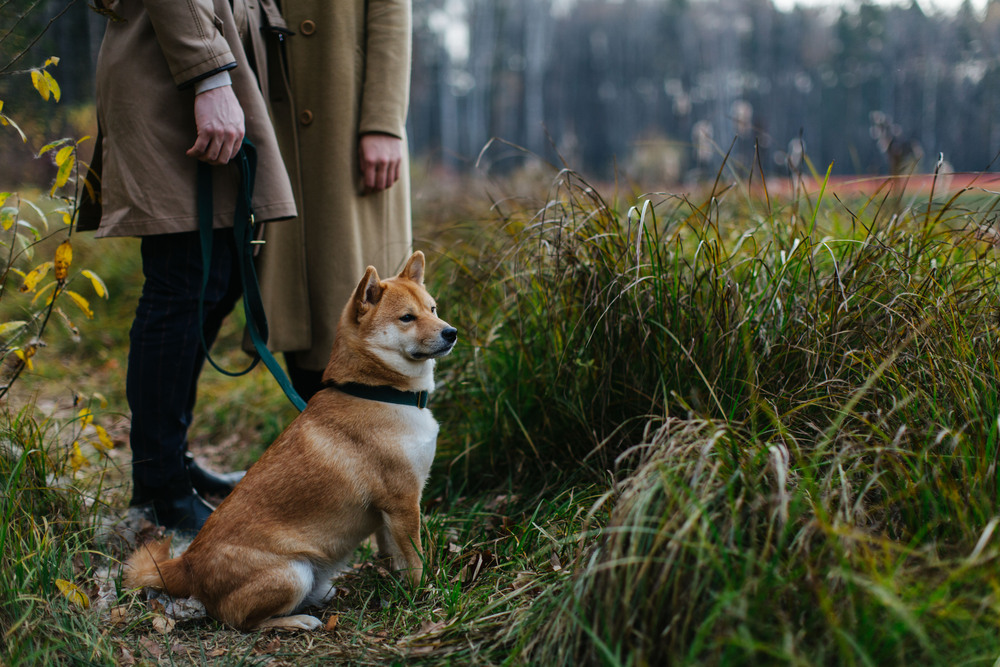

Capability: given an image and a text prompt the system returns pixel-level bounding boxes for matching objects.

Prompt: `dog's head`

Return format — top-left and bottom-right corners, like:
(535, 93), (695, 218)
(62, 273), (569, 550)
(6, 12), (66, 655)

(346, 251), (457, 371)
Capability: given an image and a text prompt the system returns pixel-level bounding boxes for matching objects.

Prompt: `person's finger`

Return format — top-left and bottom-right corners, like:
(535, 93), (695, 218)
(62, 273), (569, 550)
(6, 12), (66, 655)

(374, 162), (389, 191)
(362, 160), (378, 191)
(203, 136), (223, 164)
(220, 132), (240, 164)
(186, 134), (209, 159)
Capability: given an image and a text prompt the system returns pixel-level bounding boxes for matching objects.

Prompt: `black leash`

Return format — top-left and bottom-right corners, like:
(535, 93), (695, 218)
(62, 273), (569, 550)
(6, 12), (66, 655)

(196, 140), (307, 412)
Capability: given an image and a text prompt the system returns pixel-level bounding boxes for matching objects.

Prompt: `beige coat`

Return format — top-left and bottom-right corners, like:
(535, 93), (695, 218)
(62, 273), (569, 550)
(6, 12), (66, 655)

(255, 0), (414, 370)
(78, 0), (297, 235)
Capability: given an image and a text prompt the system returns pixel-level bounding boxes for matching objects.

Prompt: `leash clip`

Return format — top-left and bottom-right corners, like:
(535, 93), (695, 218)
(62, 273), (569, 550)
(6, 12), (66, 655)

(249, 213), (266, 245)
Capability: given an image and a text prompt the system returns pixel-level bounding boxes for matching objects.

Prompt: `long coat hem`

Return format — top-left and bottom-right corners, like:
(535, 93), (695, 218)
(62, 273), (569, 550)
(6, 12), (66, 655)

(92, 201), (297, 239)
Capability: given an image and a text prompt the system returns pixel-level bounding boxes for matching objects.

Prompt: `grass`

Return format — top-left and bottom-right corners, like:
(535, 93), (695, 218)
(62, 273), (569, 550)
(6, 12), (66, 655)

(4, 163), (1000, 664)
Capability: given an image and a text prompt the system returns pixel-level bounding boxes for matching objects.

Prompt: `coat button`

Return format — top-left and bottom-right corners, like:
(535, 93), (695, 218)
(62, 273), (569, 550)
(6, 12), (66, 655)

(300, 19), (316, 35)
(299, 109), (314, 126)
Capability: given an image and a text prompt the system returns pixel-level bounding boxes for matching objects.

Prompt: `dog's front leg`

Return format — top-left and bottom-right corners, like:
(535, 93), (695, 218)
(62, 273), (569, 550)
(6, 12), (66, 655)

(377, 502), (424, 587)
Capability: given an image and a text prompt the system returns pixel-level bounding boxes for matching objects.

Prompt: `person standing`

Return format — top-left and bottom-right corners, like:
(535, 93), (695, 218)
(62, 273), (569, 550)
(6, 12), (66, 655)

(79, 0), (297, 532)
(255, 0), (414, 398)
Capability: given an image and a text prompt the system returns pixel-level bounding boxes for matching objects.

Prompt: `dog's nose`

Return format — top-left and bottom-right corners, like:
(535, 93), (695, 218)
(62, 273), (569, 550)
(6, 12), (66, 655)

(441, 327), (458, 344)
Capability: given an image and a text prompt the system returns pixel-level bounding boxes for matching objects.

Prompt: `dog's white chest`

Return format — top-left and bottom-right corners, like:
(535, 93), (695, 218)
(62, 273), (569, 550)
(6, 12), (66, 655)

(400, 408), (439, 486)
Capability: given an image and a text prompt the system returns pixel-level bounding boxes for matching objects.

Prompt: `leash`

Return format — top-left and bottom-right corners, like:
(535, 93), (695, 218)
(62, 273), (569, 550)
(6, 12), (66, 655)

(196, 139), (308, 412)
(320, 380), (429, 409)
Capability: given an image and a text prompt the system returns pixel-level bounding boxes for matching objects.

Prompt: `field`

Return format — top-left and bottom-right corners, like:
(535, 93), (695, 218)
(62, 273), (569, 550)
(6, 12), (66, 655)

(4, 160), (1000, 666)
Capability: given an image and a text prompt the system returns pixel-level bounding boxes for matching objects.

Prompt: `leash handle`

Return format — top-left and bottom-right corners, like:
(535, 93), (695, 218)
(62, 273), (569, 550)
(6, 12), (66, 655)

(197, 140), (308, 412)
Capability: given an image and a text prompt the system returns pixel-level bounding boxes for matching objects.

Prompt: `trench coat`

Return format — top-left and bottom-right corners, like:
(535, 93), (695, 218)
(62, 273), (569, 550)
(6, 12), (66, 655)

(78, 0), (297, 236)
(254, 0), (414, 370)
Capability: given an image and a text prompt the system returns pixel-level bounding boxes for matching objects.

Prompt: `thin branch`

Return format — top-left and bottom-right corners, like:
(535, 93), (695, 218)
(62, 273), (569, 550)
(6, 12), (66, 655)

(0, 0), (78, 76)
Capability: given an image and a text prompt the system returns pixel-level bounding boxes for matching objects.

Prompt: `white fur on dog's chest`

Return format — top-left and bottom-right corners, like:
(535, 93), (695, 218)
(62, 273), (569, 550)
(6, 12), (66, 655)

(397, 407), (439, 486)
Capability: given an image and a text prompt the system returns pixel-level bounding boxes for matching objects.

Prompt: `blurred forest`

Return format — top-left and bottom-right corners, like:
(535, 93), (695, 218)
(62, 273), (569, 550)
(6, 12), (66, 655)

(3, 0), (1000, 185)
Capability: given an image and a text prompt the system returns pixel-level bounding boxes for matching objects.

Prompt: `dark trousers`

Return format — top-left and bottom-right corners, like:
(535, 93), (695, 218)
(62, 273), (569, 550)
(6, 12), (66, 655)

(284, 353), (325, 402)
(126, 229), (242, 501)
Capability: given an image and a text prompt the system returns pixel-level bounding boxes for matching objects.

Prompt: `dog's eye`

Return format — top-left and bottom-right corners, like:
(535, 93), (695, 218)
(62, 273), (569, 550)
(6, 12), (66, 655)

(400, 314), (416, 323)
(431, 306), (437, 314)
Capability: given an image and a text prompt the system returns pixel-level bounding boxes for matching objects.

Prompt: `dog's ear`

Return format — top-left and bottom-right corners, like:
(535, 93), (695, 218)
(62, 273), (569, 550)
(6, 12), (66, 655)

(353, 266), (383, 318)
(399, 251), (425, 285)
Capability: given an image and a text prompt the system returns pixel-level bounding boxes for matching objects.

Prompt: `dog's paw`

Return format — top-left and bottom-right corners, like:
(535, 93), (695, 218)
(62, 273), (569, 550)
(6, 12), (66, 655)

(257, 614), (324, 631)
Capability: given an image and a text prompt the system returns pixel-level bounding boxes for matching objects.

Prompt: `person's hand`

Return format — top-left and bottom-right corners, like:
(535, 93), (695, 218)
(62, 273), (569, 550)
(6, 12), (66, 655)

(186, 85), (245, 165)
(359, 133), (403, 194)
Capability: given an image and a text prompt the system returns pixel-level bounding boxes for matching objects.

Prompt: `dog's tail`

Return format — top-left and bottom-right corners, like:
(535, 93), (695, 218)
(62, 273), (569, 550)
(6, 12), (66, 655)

(123, 537), (193, 598)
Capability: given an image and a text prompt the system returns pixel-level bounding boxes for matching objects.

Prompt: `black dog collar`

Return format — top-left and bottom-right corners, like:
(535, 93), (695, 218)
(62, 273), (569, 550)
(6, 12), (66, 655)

(321, 380), (430, 409)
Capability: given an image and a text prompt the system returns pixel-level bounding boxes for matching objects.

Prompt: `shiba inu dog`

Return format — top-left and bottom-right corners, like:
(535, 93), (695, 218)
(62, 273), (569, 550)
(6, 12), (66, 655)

(124, 251), (457, 631)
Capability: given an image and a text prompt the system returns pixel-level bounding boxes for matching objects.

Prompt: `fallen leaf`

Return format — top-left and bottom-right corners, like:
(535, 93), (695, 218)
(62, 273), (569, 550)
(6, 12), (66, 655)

(416, 619), (448, 636)
(138, 636), (164, 659)
(324, 614), (340, 632)
(151, 614), (175, 634)
(117, 645), (135, 666)
(55, 578), (90, 609)
(109, 605), (130, 626)
(206, 648), (226, 657)
(550, 551), (562, 572)
(255, 637), (281, 654)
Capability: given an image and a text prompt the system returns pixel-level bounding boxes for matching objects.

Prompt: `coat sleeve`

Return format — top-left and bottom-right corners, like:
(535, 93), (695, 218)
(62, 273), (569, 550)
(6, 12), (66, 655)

(359, 0), (412, 138)
(141, 0), (237, 88)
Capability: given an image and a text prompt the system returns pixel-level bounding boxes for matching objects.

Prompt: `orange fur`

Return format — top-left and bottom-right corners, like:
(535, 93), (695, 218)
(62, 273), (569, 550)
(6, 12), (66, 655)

(122, 252), (455, 631)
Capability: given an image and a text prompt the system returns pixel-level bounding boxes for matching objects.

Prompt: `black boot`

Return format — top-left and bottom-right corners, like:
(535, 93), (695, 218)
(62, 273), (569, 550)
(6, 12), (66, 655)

(185, 452), (245, 498)
(130, 487), (215, 535)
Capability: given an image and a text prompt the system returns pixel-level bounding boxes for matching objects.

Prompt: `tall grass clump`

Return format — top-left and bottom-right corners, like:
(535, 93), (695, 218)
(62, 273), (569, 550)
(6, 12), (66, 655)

(0, 407), (116, 664)
(429, 164), (1000, 663)
(434, 170), (751, 478)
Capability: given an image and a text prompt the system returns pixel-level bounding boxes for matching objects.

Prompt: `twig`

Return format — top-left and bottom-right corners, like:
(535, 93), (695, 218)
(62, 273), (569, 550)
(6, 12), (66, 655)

(0, 0), (78, 76)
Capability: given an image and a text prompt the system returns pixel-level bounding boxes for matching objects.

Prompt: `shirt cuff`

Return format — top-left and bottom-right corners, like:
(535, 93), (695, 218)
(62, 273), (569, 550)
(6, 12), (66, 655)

(194, 70), (233, 95)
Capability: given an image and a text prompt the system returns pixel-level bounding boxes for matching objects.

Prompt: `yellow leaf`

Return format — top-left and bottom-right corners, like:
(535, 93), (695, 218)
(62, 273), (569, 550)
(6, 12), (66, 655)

(1, 207), (15, 231)
(20, 261), (52, 292)
(54, 241), (72, 281)
(51, 155), (74, 195)
(37, 138), (69, 157)
(77, 407), (93, 427)
(0, 192), (8, 207)
(42, 70), (60, 102)
(81, 270), (108, 299)
(30, 69), (49, 101)
(69, 441), (87, 473)
(0, 321), (27, 338)
(93, 424), (114, 452)
(55, 145), (73, 166)
(14, 348), (34, 371)
(44, 56), (60, 68)
(30, 281), (57, 305)
(55, 578), (90, 609)
(1, 113), (27, 142)
(61, 211), (72, 226)
(65, 290), (93, 319)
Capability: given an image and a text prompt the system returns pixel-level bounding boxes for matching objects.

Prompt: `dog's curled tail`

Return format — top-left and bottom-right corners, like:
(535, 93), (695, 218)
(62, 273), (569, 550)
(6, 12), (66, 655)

(123, 537), (193, 598)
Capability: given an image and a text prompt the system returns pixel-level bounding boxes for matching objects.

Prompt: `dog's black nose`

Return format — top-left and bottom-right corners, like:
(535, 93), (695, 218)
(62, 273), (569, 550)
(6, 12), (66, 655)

(441, 327), (458, 344)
